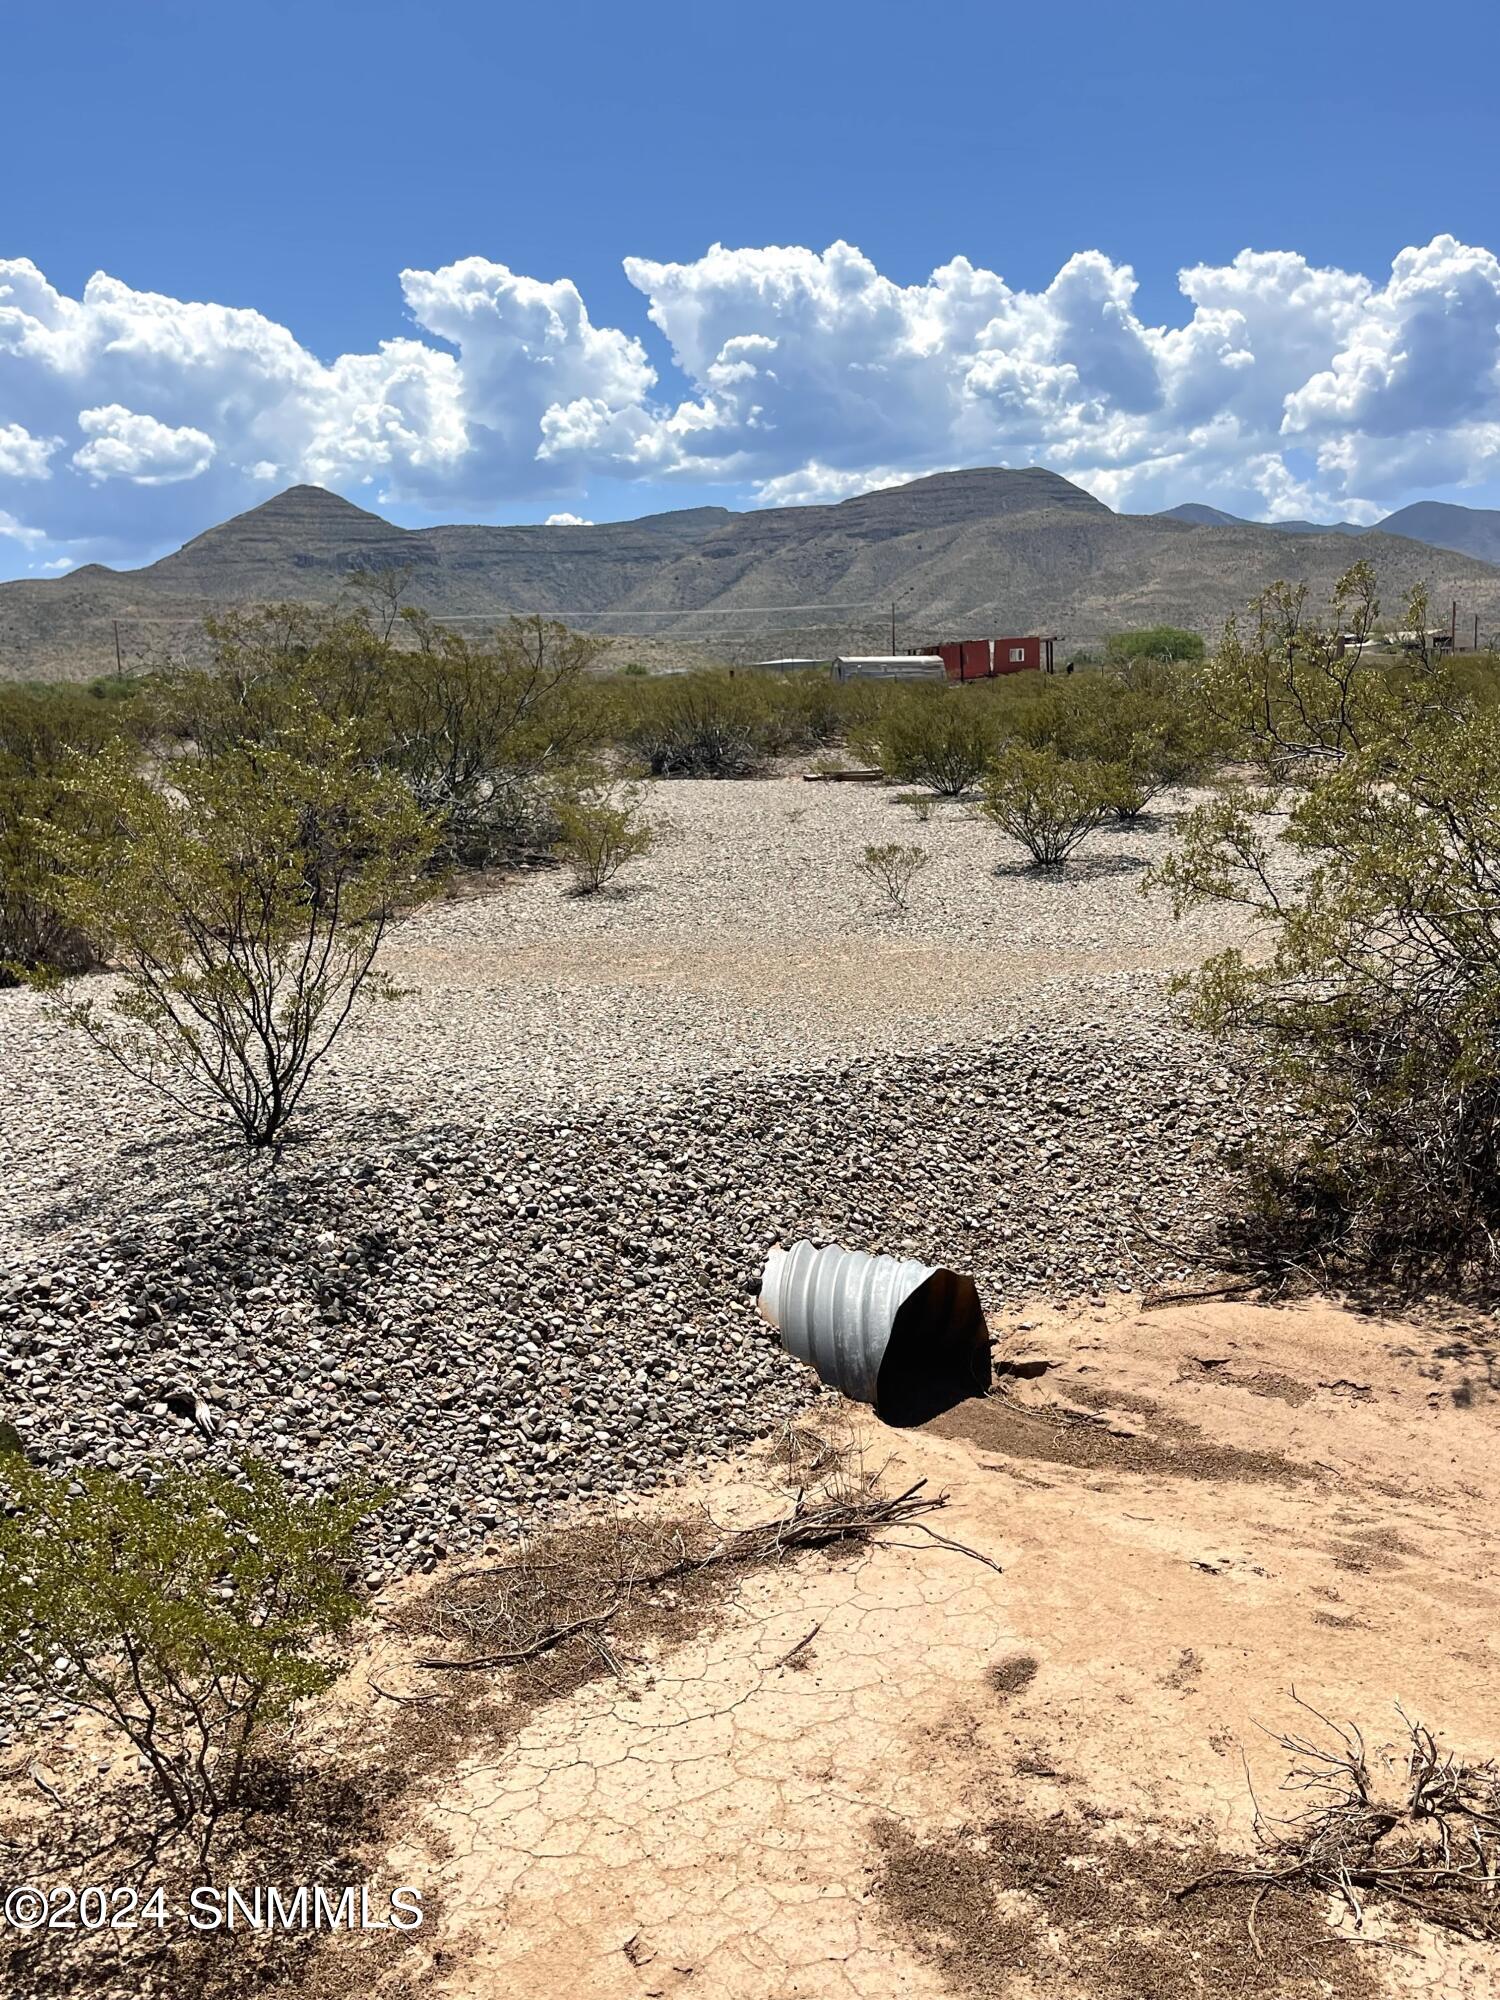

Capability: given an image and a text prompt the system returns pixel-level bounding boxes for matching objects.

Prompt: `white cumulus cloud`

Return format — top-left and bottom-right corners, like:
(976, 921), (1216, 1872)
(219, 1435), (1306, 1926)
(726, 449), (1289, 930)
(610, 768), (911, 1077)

(0, 420), (56, 480)
(74, 405), (217, 485)
(0, 508), (45, 549)
(3, 235), (1500, 570)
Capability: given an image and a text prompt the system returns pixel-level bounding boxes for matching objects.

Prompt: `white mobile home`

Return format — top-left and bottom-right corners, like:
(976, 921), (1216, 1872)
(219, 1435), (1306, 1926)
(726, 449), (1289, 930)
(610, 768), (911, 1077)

(831, 654), (946, 683)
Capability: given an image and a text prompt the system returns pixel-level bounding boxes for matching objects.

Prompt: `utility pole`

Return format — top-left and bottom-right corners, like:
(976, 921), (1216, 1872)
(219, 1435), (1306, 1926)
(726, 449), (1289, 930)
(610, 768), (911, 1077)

(889, 579), (917, 656)
(113, 620), (123, 677)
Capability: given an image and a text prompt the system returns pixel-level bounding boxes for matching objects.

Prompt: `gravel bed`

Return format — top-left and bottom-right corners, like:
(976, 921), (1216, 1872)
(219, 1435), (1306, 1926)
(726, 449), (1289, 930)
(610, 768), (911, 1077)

(3, 1019), (1258, 1552)
(0, 777), (1265, 1257)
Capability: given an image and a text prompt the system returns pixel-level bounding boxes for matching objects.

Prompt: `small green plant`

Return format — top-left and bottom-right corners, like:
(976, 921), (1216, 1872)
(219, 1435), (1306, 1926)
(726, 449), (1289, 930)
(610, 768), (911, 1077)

(36, 717), (440, 1149)
(0, 1454), (372, 1868)
(857, 841), (929, 915)
(555, 782), (654, 894)
(895, 791), (934, 823)
(981, 746), (1119, 866)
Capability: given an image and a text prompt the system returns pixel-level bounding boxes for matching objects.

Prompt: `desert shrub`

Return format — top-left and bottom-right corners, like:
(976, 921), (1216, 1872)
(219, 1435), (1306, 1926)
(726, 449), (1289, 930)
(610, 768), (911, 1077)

(0, 686), (145, 984)
(625, 673), (767, 777)
(873, 687), (1001, 795)
(1004, 676), (1130, 762)
(0, 683), (147, 765)
(1154, 566), (1500, 1281)
(385, 612), (604, 858)
(764, 670), (860, 753)
(1002, 665), (1221, 818)
(37, 718), (440, 1148)
(154, 606), (603, 869)
(151, 603), (397, 757)
(1, 771), (99, 985)
(0, 1453), (371, 1868)
(589, 667), (876, 771)
(439, 774), (564, 869)
(1105, 624), (1205, 663)
(1196, 562), (1410, 777)
(856, 841), (929, 915)
(981, 745), (1122, 866)
(555, 782), (654, 894)
(1100, 673), (1224, 818)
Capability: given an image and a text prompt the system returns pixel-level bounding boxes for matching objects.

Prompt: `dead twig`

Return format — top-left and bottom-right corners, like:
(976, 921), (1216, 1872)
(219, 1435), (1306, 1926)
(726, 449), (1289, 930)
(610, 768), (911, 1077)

(1141, 1278), (1260, 1311)
(774, 1624), (821, 1669)
(27, 1763), (66, 1811)
(893, 1518), (1006, 1574)
(367, 1677), (448, 1706)
(417, 1608), (621, 1673)
(415, 1482), (949, 1675)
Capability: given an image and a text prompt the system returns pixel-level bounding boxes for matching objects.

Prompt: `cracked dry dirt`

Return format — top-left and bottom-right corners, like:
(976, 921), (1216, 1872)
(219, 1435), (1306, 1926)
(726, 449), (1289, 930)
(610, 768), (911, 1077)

(324, 1292), (1500, 2000)
(12, 1292), (1498, 2000)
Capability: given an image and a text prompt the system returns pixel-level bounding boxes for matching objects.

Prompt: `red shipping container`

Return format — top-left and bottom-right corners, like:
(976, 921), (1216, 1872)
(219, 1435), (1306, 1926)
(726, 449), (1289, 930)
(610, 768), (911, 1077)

(994, 636), (1041, 674)
(924, 636), (1045, 679)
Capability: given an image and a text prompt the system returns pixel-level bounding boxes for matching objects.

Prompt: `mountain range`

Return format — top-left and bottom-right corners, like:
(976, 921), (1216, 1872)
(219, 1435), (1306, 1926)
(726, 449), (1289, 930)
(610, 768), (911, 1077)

(5, 467), (1500, 681)
(1153, 497), (1500, 562)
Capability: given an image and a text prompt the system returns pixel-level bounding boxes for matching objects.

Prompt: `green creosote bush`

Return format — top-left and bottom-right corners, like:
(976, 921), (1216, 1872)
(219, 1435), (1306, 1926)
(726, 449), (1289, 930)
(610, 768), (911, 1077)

(612, 666), (861, 775)
(155, 600), (604, 870)
(0, 1452), (374, 1870)
(1104, 624), (1206, 664)
(1006, 665), (1222, 821)
(980, 744), (1124, 867)
(1152, 565), (1500, 1280)
(388, 612), (604, 864)
(872, 686), (1001, 796)
(0, 685), (146, 985)
(624, 673), (767, 778)
(856, 841), (929, 916)
(34, 718), (441, 1150)
(555, 781), (655, 894)
(1, 774), (99, 986)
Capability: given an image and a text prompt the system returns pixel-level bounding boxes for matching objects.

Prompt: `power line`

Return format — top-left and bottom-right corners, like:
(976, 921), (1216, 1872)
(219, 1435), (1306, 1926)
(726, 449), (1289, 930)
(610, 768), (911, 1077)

(91, 599), (888, 625)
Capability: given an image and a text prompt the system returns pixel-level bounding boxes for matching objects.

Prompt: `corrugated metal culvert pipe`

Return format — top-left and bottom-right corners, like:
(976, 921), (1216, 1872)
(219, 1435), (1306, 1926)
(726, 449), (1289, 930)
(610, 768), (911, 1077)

(758, 1240), (991, 1423)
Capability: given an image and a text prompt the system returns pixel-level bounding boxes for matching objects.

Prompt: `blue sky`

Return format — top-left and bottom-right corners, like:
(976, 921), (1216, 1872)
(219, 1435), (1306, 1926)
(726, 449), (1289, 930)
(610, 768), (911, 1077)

(3, 0), (1500, 576)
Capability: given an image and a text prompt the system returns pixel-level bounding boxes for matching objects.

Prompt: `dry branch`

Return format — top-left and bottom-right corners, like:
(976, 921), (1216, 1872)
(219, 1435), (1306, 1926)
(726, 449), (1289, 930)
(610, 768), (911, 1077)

(1176, 1698), (1500, 1945)
(415, 1481), (970, 1675)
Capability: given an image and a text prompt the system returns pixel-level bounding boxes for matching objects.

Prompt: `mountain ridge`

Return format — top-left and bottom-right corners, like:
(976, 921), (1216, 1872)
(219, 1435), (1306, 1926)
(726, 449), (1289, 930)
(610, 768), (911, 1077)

(6, 468), (1500, 680)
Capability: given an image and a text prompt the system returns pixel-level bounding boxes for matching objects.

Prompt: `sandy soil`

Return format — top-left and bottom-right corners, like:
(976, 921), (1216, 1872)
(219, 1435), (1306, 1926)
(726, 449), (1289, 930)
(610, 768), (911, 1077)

(303, 1292), (1500, 2000)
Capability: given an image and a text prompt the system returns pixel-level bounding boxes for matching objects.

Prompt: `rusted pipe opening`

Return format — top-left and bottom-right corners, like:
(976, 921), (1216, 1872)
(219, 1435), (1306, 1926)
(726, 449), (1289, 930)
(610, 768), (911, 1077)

(874, 1269), (992, 1426)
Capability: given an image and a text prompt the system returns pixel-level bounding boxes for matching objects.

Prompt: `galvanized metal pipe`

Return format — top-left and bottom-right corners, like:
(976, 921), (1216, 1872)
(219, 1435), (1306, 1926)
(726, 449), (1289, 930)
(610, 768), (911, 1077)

(758, 1239), (989, 1419)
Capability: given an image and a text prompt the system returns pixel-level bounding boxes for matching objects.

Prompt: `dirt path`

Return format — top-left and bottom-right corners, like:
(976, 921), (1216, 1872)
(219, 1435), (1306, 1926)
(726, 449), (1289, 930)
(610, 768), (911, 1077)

(332, 1293), (1500, 2000)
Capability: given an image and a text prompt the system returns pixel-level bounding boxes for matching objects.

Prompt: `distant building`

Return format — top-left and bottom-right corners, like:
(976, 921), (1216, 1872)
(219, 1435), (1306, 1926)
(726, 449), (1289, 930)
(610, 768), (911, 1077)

(1336, 628), (1454, 657)
(918, 636), (1054, 680)
(832, 654), (947, 683)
